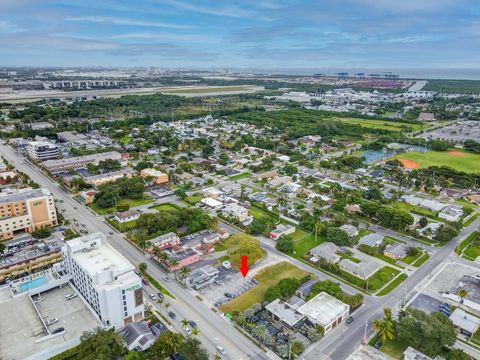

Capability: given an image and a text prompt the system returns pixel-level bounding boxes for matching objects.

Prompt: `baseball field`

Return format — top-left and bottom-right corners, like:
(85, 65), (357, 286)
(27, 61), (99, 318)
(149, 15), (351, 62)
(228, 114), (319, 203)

(393, 150), (480, 173)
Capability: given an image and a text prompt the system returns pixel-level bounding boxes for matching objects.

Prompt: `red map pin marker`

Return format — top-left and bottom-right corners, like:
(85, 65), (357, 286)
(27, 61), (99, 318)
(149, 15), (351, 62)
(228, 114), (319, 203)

(240, 255), (249, 278)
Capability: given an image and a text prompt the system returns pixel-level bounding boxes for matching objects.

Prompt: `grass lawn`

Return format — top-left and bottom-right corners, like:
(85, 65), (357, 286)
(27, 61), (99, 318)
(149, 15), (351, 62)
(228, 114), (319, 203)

(393, 150), (480, 173)
(218, 255), (230, 263)
(145, 273), (175, 299)
(391, 201), (437, 219)
(90, 196), (154, 215)
(220, 262), (309, 314)
(377, 273), (408, 296)
(292, 233), (324, 258)
(457, 231), (479, 255)
(368, 266), (401, 291)
(375, 338), (409, 359)
(402, 249), (423, 265)
(336, 117), (425, 132)
(184, 195), (203, 205)
(464, 238), (480, 260)
(149, 203), (180, 212)
(250, 205), (278, 223)
(464, 212), (480, 227)
(413, 253), (430, 267)
(472, 329), (480, 346)
(163, 85), (254, 94)
(108, 219), (138, 232)
(228, 172), (251, 181)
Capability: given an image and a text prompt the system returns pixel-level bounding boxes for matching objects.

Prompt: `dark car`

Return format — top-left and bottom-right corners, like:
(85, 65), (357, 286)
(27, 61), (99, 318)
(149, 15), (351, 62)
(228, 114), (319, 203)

(168, 311), (176, 319)
(224, 292), (233, 299)
(374, 340), (382, 349)
(346, 316), (354, 324)
(52, 327), (65, 334)
(189, 320), (197, 329)
(157, 292), (164, 300)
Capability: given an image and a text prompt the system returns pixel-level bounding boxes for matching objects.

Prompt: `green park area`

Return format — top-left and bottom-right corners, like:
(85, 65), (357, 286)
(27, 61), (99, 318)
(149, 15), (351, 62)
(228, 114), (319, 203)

(393, 150), (480, 173)
(336, 117), (426, 132)
(221, 262), (309, 313)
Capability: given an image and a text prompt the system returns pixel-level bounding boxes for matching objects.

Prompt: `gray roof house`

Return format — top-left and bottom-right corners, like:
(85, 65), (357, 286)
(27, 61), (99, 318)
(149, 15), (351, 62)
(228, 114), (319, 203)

(296, 278), (320, 300)
(358, 233), (384, 247)
(339, 258), (381, 280)
(120, 322), (157, 351)
(383, 243), (409, 260)
(309, 242), (340, 263)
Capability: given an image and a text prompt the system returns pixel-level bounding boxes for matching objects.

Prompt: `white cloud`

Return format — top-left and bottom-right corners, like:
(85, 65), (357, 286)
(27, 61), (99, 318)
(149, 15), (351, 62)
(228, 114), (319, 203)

(64, 15), (194, 29)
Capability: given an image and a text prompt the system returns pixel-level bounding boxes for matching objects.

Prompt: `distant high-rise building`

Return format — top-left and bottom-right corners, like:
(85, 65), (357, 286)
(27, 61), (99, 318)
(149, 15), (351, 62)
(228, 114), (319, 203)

(63, 233), (144, 328)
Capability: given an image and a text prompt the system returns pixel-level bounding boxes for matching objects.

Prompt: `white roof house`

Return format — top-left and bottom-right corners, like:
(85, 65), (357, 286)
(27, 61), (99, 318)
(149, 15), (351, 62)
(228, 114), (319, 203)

(339, 224), (359, 238)
(358, 233), (384, 247)
(449, 308), (480, 336)
(298, 292), (350, 334)
(309, 242), (341, 263)
(201, 197), (223, 209)
(438, 205), (464, 222)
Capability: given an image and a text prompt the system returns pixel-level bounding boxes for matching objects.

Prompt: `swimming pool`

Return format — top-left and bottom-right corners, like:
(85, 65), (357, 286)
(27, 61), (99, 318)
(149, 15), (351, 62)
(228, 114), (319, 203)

(18, 276), (48, 292)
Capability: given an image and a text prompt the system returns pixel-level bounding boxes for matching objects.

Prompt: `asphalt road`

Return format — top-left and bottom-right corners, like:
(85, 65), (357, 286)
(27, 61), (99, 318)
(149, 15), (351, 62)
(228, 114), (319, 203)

(0, 143), (271, 360)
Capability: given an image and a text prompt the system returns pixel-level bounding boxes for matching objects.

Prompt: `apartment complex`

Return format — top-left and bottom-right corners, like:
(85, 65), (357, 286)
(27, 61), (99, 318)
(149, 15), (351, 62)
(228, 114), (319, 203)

(0, 188), (57, 240)
(42, 151), (124, 174)
(140, 168), (169, 185)
(63, 233), (144, 328)
(26, 141), (59, 161)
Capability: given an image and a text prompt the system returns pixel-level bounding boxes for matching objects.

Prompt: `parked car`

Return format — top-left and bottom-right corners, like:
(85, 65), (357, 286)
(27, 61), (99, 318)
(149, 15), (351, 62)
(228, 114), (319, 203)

(216, 345), (226, 355)
(346, 316), (354, 324)
(184, 327), (192, 335)
(374, 340), (382, 349)
(109, 231), (114, 235)
(52, 327), (65, 334)
(157, 292), (164, 300)
(33, 296), (45, 303)
(224, 292), (233, 299)
(142, 278), (150, 285)
(65, 294), (77, 300)
(149, 293), (157, 301)
(168, 311), (176, 319)
(46, 318), (58, 326)
(189, 320), (197, 329)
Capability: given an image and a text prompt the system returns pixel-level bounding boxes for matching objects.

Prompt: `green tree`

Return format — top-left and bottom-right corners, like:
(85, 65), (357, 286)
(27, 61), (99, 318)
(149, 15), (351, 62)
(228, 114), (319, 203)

(125, 351), (146, 360)
(147, 331), (185, 360)
(178, 337), (209, 360)
(77, 328), (125, 360)
(276, 235), (294, 253)
(291, 341), (304, 356)
(396, 308), (456, 357)
(138, 262), (148, 274)
(326, 227), (351, 246)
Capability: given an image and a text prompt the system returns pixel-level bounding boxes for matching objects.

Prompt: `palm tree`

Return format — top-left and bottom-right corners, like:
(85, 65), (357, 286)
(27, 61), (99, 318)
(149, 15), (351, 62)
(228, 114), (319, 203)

(181, 318), (189, 327)
(191, 328), (200, 337)
(179, 267), (191, 281)
(163, 302), (171, 309)
(213, 355), (221, 360)
(373, 308), (395, 343)
(458, 289), (468, 306)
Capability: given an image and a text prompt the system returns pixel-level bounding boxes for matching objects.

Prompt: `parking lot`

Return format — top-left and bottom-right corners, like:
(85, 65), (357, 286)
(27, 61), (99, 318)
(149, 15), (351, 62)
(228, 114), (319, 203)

(422, 121), (480, 142)
(410, 293), (444, 314)
(0, 284), (99, 360)
(196, 266), (258, 307)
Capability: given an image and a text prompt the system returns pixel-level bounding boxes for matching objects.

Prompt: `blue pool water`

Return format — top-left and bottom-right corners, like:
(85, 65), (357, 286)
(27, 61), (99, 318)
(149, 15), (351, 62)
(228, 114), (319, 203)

(18, 276), (48, 292)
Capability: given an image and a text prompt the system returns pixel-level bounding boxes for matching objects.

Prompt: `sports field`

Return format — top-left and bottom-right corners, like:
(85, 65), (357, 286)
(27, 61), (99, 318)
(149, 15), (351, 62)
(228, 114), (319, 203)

(393, 150), (480, 173)
(335, 117), (427, 132)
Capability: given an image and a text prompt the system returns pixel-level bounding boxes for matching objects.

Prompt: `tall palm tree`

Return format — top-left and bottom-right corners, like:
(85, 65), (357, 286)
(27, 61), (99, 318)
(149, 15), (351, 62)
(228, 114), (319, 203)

(181, 318), (189, 327)
(373, 308), (395, 343)
(191, 328), (200, 337)
(458, 289), (468, 306)
(179, 267), (191, 281)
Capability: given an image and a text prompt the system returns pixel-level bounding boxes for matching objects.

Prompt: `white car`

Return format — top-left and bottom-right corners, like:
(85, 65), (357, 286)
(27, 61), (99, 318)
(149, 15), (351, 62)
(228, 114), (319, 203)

(65, 293), (77, 300)
(149, 293), (157, 300)
(33, 296), (45, 303)
(216, 345), (226, 355)
(46, 318), (58, 326)
(184, 327), (192, 335)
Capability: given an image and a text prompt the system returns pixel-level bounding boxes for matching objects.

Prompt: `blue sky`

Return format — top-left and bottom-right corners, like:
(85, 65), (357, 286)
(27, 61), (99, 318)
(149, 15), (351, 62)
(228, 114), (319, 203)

(1, 0), (479, 70)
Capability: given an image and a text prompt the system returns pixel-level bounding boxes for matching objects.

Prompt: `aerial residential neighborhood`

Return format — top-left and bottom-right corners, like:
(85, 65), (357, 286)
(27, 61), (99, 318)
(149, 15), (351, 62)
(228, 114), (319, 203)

(1, 2), (480, 360)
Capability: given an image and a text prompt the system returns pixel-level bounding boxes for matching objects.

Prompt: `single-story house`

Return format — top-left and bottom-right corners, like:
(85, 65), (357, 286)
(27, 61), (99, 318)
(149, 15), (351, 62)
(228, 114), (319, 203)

(449, 308), (480, 337)
(270, 224), (296, 240)
(383, 243), (409, 260)
(114, 209), (140, 223)
(222, 203), (250, 222)
(438, 205), (464, 222)
(358, 233), (384, 247)
(296, 279), (320, 300)
(120, 322), (157, 351)
(309, 242), (340, 263)
(339, 258), (381, 280)
(201, 197), (223, 209)
(147, 232), (181, 251)
(418, 112), (435, 121)
(339, 224), (359, 238)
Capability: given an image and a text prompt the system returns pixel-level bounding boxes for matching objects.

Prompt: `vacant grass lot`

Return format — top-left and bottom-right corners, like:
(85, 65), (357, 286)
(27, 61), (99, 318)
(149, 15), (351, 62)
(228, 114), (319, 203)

(228, 172), (251, 181)
(108, 219), (138, 232)
(368, 266), (401, 291)
(393, 150), (480, 173)
(220, 262), (309, 313)
(377, 273), (408, 296)
(90, 196), (155, 215)
(184, 194), (203, 205)
(402, 249), (423, 265)
(336, 117), (426, 132)
(149, 203), (180, 212)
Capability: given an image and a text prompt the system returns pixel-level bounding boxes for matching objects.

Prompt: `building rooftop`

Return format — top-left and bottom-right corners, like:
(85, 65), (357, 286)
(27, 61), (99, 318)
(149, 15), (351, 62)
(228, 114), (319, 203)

(265, 298), (305, 328)
(0, 187), (51, 204)
(42, 151), (122, 167)
(65, 233), (135, 280)
(449, 308), (480, 334)
(298, 292), (349, 327)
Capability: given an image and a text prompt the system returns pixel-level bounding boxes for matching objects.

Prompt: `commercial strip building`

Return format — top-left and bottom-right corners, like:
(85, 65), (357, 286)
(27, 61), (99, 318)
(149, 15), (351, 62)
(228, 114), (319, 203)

(63, 233), (144, 328)
(42, 151), (124, 174)
(0, 188), (57, 240)
(26, 141), (59, 161)
(83, 167), (134, 187)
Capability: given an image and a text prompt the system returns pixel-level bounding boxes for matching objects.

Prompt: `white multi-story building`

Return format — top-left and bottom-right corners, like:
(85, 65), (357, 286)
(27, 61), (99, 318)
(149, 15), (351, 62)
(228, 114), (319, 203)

(63, 233), (144, 328)
(27, 141), (59, 161)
